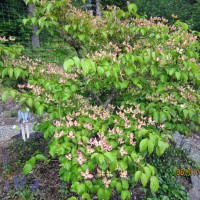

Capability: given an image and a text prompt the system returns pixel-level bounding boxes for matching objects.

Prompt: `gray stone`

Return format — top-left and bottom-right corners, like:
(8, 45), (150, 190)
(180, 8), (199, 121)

(0, 123), (35, 141)
(190, 175), (200, 200)
(173, 132), (200, 200)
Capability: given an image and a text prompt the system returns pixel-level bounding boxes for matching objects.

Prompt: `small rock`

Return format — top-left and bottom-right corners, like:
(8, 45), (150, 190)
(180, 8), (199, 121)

(189, 187), (200, 200)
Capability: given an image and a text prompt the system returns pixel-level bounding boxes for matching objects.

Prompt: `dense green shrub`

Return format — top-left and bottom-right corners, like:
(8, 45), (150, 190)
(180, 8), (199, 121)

(1, 0), (200, 199)
(0, 36), (24, 87)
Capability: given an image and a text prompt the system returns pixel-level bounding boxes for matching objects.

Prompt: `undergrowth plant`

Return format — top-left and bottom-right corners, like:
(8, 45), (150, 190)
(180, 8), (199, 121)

(1, 0), (200, 199)
(0, 36), (24, 87)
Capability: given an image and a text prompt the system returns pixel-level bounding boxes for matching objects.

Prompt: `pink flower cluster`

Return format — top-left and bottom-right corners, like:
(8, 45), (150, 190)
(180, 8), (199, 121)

(83, 123), (93, 130)
(26, 83), (44, 96)
(76, 151), (87, 165)
(108, 127), (123, 135)
(119, 146), (128, 156)
(127, 133), (136, 146)
(54, 120), (64, 127)
(65, 153), (72, 160)
(87, 133), (112, 151)
(120, 170), (128, 179)
(81, 169), (93, 179)
(66, 120), (80, 127)
(54, 130), (65, 138)
(67, 131), (75, 139)
(0, 36), (15, 41)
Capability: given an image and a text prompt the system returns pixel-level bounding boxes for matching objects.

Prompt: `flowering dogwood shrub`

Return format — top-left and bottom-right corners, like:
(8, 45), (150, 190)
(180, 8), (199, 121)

(2, 0), (200, 199)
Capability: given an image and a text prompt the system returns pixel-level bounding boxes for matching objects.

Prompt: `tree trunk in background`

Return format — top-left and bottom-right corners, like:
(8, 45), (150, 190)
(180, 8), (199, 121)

(28, 4), (40, 48)
(87, 0), (93, 16)
(96, 0), (102, 17)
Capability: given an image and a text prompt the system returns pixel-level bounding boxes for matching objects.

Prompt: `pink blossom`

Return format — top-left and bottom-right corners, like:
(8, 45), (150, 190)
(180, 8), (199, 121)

(118, 138), (124, 144)
(54, 131), (59, 138)
(106, 170), (113, 178)
(83, 123), (93, 130)
(159, 124), (165, 129)
(9, 36), (16, 41)
(78, 140), (84, 146)
(76, 153), (87, 165)
(81, 169), (93, 179)
(97, 168), (105, 177)
(120, 146), (128, 156)
(65, 153), (72, 160)
(67, 131), (75, 138)
(86, 146), (94, 154)
(108, 128), (115, 135)
(102, 177), (111, 188)
(120, 170), (128, 179)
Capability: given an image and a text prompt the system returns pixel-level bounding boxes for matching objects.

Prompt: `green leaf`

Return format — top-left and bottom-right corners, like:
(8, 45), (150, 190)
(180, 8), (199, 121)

(85, 181), (93, 189)
(124, 67), (134, 76)
(147, 164), (155, 175)
(157, 84), (164, 93)
(77, 183), (86, 195)
(160, 111), (167, 123)
(118, 161), (128, 171)
(153, 111), (159, 123)
(23, 18), (29, 25)
(2, 68), (8, 78)
(134, 171), (142, 182)
(175, 72), (181, 80)
(68, 197), (77, 200)
(116, 182), (122, 192)
(109, 162), (117, 172)
(14, 67), (22, 79)
(150, 176), (159, 192)
(104, 152), (117, 163)
(10, 90), (16, 99)
(78, 34), (85, 41)
(97, 67), (104, 76)
(168, 68), (175, 76)
(148, 140), (155, 154)
(82, 193), (91, 200)
(97, 188), (104, 200)
(8, 68), (13, 78)
(98, 154), (105, 164)
(138, 129), (148, 136)
(188, 109), (194, 119)
(2, 91), (9, 102)
(102, 32), (107, 39)
(156, 140), (169, 156)
(28, 157), (36, 166)
(49, 146), (57, 157)
(158, 140), (169, 150)
(81, 59), (90, 76)
(139, 138), (149, 152)
(26, 98), (33, 108)
(35, 154), (47, 161)
(121, 190), (131, 200)
(37, 105), (44, 116)
(64, 59), (74, 72)
(183, 109), (188, 119)
(160, 75), (167, 83)
(122, 180), (129, 190)
(141, 173), (148, 187)
(23, 163), (33, 175)
(127, 3), (137, 14)
(120, 80), (129, 89)
(144, 166), (151, 180)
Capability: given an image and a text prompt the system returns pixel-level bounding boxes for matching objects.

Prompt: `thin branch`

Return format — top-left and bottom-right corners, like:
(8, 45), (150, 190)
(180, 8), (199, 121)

(103, 90), (118, 109)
